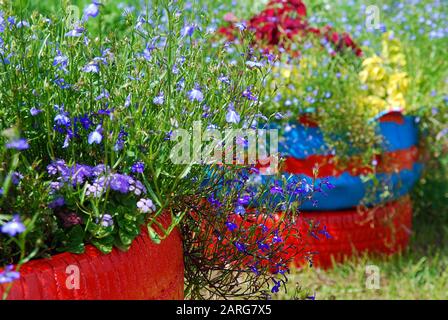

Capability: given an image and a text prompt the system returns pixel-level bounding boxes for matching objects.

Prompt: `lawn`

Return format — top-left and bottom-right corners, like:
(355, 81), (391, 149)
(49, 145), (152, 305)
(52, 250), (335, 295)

(278, 212), (448, 300)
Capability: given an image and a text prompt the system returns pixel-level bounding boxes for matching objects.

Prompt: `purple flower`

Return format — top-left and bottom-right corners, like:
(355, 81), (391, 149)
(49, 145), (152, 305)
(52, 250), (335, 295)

(47, 160), (65, 175)
(246, 60), (263, 68)
(88, 125), (103, 144)
(306, 292), (316, 300)
(207, 194), (222, 208)
(181, 24), (195, 37)
(187, 86), (204, 102)
(322, 179), (335, 190)
(76, 114), (93, 130)
(225, 221), (237, 232)
(272, 231), (282, 244)
(124, 94), (131, 108)
(95, 89), (110, 101)
(270, 185), (283, 195)
(318, 226), (332, 239)
(92, 164), (108, 176)
(237, 195), (251, 205)
(54, 106), (70, 127)
(137, 198), (156, 213)
(53, 49), (68, 72)
(274, 112), (284, 120)
(1, 215), (26, 236)
(83, 2), (100, 21)
(71, 164), (93, 185)
(235, 205), (246, 215)
(226, 108), (240, 124)
(250, 265), (260, 275)
(114, 129), (128, 151)
(132, 180), (147, 196)
(30, 107), (43, 116)
(131, 161), (145, 174)
(142, 43), (154, 61)
(164, 130), (173, 141)
(153, 92), (164, 105)
(242, 86), (257, 101)
(100, 214), (113, 227)
(82, 61), (100, 73)
(65, 26), (85, 37)
(271, 279), (281, 293)
(6, 138), (29, 150)
(85, 182), (104, 197)
(0, 265), (20, 284)
(218, 75), (230, 85)
(257, 241), (270, 252)
(49, 197), (65, 209)
(109, 174), (132, 193)
(11, 172), (23, 185)
(233, 241), (246, 253)
(53, 76), (71, 89)
(7, 16), (15, 27)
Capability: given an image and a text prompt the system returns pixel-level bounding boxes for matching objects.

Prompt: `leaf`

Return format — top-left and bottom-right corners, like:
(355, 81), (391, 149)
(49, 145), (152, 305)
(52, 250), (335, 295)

(113, 238), (131, 252)
(92, 237), (114, 254)
(147, 225), (161, 244)
(119, 228), (134, 246)
(58, 225), (85, 254)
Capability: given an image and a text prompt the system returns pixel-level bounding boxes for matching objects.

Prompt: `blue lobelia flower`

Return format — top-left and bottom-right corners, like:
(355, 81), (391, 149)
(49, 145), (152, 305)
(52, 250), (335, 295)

(142, 43), (155, 61)
(187, 86), (204, 102)
(88, 125), (103, 145)
(65, 26), (85, 37)
(226, 108), (240, 124)
(1, 215), (26, 236)
(181, 24), (195, 37)
(271, 279), (281, 293)
(0, 265), (20, 284)
(6, 138), (29, 150)
(83, 2), (100, 21)
(30, 107), (43, 116)
(235, 205), (246, 215)
(233, 241), (247, 253)
(100, 214), (114, 227)
(82, 61), (100, 73)
(225, 221), (237, 232)
(153, 92), (164, 105)
(53, 49), (69, 73)
(131, 161), (145, 174)
(242, 86), (257, 101)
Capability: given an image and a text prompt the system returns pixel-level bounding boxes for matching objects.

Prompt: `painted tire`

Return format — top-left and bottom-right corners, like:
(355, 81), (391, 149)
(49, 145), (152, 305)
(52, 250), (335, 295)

(260, 112), (422, 210)
(288, 196), (412, 268)
(0, 215), (184, 300)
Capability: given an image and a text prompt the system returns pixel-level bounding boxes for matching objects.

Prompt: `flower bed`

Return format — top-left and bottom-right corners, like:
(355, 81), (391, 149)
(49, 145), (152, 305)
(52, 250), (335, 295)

(0, 0), (445, 300)
(0, 215), (183, 300)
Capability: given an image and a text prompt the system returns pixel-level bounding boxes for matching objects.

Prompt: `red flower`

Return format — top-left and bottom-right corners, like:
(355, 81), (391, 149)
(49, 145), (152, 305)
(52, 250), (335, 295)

(217, 0), (362, 57)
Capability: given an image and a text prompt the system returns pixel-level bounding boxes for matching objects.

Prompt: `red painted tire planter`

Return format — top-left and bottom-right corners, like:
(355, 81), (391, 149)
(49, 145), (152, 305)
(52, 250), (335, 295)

(289, 196), (412, 268)
(0, 216), (184, 300)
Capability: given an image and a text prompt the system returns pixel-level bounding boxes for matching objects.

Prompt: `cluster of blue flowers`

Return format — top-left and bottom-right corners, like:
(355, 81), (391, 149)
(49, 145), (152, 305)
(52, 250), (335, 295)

(47, 160), (147, 197)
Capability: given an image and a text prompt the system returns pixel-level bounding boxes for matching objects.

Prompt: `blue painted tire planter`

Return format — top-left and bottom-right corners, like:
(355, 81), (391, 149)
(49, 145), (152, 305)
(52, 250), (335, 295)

(261, 112), (422, 211)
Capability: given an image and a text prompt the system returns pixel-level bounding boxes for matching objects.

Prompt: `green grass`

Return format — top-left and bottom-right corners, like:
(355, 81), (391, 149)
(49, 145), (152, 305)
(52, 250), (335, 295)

(277, 205), (448, 300)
